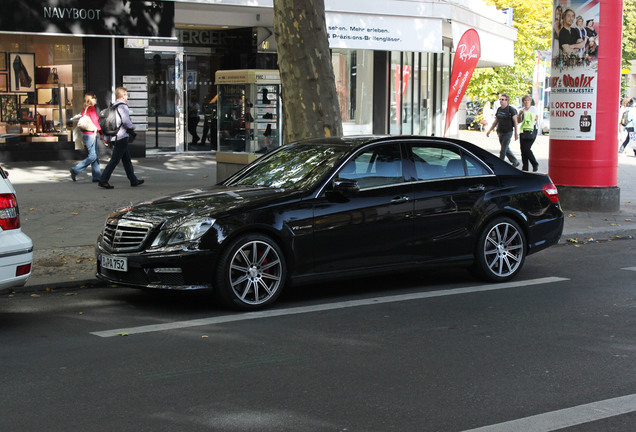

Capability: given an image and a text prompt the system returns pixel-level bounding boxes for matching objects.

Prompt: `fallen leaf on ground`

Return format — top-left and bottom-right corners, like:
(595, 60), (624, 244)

(567, 238), (578, 243)
(71, 212), (79, 215)
(568, 214), (576, 218)
(30, 294), (41, 298)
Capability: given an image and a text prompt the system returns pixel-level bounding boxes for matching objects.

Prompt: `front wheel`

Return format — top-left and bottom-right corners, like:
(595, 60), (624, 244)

(215, 234), (286, 310)
(472, 217), (526, 282)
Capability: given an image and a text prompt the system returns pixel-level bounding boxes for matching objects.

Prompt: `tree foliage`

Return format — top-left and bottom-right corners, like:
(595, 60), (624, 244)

(273, 0), (342, 143)
(623, 0), (636, 69)
(466, 0), (552, 102)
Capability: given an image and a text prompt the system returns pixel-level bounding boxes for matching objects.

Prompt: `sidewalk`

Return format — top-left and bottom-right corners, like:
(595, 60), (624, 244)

(3, 132), (636, 293)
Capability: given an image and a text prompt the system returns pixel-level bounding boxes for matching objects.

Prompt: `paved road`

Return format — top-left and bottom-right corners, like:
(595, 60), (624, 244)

(2, 236), (636, 431)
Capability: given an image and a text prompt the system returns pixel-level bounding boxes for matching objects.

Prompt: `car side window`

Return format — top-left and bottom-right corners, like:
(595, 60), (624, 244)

(411, 146), (464, 180)
(338, 143), (403, 189)
(465, 154), (491, 176)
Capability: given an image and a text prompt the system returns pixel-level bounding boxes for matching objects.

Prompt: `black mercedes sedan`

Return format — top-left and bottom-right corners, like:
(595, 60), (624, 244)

(96, 136), (564, 310)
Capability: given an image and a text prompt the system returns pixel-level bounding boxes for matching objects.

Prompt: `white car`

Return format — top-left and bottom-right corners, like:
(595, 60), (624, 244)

(0, 165), (33, 292)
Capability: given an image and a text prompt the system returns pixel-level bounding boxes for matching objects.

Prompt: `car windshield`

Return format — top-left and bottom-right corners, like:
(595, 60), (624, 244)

(228, 143), (348, 189)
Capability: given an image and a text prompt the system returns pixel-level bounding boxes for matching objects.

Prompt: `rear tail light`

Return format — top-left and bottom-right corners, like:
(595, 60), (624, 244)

(16, 263), (31, 277)
(0, 193), (20, 230)
(543, 184), (559, 203)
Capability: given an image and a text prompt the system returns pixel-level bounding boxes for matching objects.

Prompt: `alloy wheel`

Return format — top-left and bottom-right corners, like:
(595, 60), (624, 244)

(482, 221), (525, 278)
(228, 239), (283, 306)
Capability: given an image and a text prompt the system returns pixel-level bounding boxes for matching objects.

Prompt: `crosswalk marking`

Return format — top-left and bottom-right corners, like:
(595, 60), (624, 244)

(90, 276), (569, 338)
(621, 267), (636, 271)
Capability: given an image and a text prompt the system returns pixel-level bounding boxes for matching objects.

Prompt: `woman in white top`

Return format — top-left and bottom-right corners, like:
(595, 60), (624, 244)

(619, 98), (636, 155)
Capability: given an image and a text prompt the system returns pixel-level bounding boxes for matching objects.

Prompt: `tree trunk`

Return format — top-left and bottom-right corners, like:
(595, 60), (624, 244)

(273, 0), (343, 143)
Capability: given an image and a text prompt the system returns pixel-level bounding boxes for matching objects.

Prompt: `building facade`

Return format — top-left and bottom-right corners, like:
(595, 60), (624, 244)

(0, 0), (516, 161)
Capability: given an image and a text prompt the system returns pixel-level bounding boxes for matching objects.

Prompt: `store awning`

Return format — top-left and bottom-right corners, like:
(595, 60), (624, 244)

(452, 22), (515, 68)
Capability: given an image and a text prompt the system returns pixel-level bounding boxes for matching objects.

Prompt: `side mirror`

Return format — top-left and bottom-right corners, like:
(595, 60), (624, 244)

(332, 178), (360, 196)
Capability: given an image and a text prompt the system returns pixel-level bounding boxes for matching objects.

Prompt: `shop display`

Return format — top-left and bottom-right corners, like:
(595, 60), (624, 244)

(215, 69), (282, 154)
(0, 95), (17, 123)
(9, 53), (34, 93)
(0, 61), (73, 141)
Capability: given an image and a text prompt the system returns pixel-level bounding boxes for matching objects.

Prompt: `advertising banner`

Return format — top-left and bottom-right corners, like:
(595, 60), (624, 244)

(444, 29), (480, 136)
(326, 12), (442, 53)
(0, 0), (174, 39)
(549, 0), (600, 140)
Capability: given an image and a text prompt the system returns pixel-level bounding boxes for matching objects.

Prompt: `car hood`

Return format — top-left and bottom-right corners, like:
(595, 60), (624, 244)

(111, 185), (298, 224)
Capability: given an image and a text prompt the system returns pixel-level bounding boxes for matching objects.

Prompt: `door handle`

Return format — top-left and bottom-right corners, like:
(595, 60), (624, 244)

(468, 184), (485, 192)
(391, 195), (410, 204)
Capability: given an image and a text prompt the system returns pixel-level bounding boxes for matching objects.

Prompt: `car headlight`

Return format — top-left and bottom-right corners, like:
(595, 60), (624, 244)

(151, 218), (215, 248)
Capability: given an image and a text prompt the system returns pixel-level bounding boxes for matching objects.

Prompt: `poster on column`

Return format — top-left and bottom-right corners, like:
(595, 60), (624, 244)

(550, 0), (600, 140)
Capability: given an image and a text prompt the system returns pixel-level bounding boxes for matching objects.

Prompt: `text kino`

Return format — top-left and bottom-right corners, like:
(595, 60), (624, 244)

(43, 7), (102, 20)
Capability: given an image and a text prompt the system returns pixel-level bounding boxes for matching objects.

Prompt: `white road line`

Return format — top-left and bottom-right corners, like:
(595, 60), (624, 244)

(462, 393), (636, 432)
(621, 267), (636, 272)
(90, 276), (569, 338)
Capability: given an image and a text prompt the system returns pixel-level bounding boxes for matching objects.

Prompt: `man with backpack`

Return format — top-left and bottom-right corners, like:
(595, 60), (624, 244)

(97, 87), (144, 189)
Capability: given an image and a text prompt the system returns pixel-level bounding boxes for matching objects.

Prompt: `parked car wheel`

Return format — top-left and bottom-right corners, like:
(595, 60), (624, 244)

(472, 217), (526, 282)
(216, 234), (286, 310)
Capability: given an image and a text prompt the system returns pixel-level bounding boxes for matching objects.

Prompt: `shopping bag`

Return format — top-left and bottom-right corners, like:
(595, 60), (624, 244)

(73, 127), (84, 150)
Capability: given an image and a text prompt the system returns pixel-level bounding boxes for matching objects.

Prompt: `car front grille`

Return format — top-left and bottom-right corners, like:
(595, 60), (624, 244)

(102, 218), (153, 252)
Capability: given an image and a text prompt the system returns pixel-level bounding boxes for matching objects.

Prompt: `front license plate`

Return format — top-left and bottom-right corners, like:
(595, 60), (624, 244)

(101, 255), (128, 272)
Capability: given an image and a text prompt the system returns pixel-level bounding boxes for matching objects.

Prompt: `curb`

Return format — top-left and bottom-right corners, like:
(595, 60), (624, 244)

(8, 229), (635, 296)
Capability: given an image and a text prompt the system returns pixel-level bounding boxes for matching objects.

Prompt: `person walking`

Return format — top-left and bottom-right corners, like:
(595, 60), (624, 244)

(619, 98), (636, 156)
(70, 93), (102, 182)
(486, 93), (520, 167)
(187, 97), (201, 145)
(98, 87), (144, 189)
(517, 94), (539, 171)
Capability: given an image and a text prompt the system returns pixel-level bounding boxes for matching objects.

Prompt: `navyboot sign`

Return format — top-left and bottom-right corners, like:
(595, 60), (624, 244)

(43, 7), (103, 21)
(0, 0), (175, 39)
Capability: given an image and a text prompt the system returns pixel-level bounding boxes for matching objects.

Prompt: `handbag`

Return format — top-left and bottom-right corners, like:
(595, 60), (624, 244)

(73, 127), (84, 150)
(77, 108), (96, 132)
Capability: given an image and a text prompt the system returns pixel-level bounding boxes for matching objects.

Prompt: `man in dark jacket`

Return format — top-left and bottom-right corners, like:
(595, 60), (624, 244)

(486, 93), (520, 167)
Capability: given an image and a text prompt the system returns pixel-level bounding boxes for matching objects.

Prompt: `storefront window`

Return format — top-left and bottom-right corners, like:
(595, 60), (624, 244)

(332, 49), (373, 135)
(0, 34), (83, 136)
(390, 51), (418, 135)
(418, 53), (431, 135)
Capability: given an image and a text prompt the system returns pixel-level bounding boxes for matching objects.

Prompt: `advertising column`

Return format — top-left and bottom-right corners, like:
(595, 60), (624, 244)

(548, 0), (623, 211)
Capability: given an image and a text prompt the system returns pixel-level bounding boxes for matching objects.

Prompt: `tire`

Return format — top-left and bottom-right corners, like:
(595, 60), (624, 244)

(471, 217), (526, 282)
(215, 234), (286, 310)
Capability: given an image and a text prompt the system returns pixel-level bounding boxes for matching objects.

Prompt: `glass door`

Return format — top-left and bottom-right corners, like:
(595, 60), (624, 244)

(145, 50), (178, 153)
(184, 51), (219, 152)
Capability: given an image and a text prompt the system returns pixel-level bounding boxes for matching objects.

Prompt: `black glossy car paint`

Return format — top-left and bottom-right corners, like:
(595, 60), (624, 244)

(95, 136), (564, 302)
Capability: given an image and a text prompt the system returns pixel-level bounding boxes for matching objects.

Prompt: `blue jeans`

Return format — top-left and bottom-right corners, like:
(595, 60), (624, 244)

(72, 133), (101, 180)
(99, 136), (138, 185)
(497, 131), (518, 164)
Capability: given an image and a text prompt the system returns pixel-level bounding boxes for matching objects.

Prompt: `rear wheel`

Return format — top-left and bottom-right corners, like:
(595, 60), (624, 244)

(472, 217), (526, 282)
(215, 234), (286, 310)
